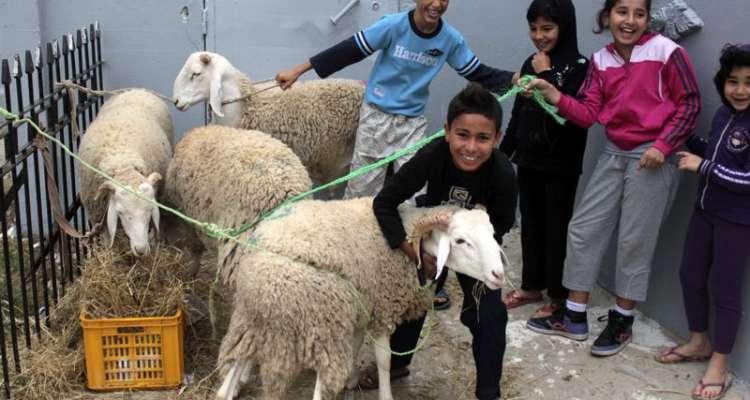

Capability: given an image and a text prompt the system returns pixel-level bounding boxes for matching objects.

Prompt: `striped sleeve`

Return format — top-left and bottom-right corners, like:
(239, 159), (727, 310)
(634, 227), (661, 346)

(653, 48), (702, 156)
(700, 160), (750, 194)
(357, 14), (396, 55)
(557, 58), (604, 129)
(447, 35), (479, 77)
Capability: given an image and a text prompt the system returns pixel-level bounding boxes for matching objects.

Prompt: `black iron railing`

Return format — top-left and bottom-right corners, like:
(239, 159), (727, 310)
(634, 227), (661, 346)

(0, 22), (103, 399)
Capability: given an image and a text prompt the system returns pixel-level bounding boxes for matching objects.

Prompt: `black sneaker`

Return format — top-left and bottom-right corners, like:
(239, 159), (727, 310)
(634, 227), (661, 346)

(526, 306), (589, 341)
(590, 310), (634, 357)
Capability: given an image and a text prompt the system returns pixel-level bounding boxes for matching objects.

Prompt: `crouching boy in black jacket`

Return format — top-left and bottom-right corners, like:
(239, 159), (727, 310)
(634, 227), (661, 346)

(368, 83), (518, 400)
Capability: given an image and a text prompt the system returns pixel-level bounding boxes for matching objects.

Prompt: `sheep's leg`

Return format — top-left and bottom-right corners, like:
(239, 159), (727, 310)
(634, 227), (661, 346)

(373, 334), (394, 400)
(216, 360), (246, 400)
(239, 361), (252, 385)
(345, 330), (365, 390)
(312, 372), (323, 400)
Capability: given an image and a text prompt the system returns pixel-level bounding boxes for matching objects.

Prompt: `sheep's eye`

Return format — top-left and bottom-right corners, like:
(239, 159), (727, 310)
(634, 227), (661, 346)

(190, 72), (200, 80)
(455, 238), (466, 245)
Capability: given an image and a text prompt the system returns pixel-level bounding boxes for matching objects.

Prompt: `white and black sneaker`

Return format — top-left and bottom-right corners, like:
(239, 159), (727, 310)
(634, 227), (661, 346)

(590, 310), (634, 357)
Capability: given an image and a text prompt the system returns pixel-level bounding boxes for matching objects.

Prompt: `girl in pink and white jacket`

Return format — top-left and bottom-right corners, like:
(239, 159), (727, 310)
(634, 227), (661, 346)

(524, 0), (701, 358)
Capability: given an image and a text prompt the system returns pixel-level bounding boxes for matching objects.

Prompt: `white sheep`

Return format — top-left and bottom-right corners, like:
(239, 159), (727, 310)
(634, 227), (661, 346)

(171, 51), (364, 185)
(216, 197), (505, 400)
(162, 124), (312, 272)
(78, 89), (173, 256)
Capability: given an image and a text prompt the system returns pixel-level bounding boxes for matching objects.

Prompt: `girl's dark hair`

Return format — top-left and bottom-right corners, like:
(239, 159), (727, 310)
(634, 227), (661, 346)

(594, 0), (652, 34)
(447, 83), (503, 133)
(527, 0), (562, 24)
(714, 44), (750, 107)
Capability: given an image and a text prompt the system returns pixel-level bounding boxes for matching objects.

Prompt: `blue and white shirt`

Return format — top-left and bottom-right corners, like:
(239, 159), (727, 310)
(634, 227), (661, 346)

(310, 10), (492, 117)
(356, 11), (478, 116)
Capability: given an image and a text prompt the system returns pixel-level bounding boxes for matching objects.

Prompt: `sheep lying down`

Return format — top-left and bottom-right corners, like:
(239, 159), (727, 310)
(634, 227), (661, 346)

(216, 197), (505, 400)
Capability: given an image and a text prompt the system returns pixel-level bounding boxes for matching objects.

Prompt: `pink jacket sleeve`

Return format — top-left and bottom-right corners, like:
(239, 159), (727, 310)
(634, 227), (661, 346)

(557, 60), (603, 129)
(653, 48), (702, 156)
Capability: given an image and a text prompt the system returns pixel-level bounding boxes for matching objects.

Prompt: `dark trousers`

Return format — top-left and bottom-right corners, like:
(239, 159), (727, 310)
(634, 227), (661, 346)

(518, 167), (578, 300)
(680, 208), (750, 354)
(391, 271), (507, 400)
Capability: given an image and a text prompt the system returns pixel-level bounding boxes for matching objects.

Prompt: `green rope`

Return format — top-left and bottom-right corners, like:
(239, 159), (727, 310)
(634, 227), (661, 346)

(0, 75), (564, 355)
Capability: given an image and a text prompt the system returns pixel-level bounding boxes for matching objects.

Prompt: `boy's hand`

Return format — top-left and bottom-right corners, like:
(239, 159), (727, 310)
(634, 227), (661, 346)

(677, 151), (703, 172)
(638, 147), (665, 170)
(532, 51), (551, 74)
(399, 241), (437, 280)
(275, 60), (312, 90)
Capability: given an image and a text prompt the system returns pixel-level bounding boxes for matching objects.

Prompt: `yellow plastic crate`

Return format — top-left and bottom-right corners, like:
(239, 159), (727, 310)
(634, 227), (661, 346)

(80, 309), (184, 391)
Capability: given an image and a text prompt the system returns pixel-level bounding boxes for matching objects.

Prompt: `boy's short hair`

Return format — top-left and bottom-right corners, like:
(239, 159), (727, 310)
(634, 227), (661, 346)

(447, 83), (503, 133)
(714, 44), (750, 107)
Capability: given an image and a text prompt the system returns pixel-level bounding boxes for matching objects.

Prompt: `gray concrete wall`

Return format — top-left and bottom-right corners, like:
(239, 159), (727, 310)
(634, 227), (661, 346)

(1, 0), (749, 380)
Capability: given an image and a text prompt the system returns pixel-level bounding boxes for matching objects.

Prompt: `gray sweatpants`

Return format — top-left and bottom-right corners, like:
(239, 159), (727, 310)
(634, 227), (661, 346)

(344, 102), (427, 199)
(562, 152), (680, 302)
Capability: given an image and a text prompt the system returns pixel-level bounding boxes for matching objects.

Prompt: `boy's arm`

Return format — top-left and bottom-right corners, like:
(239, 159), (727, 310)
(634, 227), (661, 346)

(653, 48), (702, 156)
(309, 37), (369, 79)
(486, 154), (518, 244)
(373, 149), (433, 249)
(277, 15), (394, 87)
(466, 64), (514, 95)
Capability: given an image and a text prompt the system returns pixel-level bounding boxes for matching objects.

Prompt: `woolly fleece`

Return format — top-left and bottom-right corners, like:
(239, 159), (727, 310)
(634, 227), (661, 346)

(78, 89), (173, 225)
(218, 197), (467, 398)
(164, 125), (312, 253)
(235, 75), (364, 184)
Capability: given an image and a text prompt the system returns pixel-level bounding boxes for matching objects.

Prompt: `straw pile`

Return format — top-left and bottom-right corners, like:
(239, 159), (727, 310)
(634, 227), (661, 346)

(9, 239), (191, 399)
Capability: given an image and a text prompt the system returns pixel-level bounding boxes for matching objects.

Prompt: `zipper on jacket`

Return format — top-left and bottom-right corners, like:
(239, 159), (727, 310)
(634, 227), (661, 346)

(700, 114), (736, 208)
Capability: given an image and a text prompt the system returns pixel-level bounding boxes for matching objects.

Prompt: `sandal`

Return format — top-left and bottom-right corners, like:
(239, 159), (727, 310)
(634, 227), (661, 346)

(357, 363), (410, 390)
(502, 289), (543, 309)
(692, 376), (732, 400)
(434, 288), (451, 311)
(655, 345), (712, 364)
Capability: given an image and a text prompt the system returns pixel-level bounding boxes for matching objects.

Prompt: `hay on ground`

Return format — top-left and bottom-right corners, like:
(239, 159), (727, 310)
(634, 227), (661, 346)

(10, 240), (190, 399)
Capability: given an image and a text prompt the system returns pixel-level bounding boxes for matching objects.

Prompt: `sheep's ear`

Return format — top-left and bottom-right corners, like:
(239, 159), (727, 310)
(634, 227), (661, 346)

(434, 233), (450, 281)
(209, 69), (224, 118)
(146, 172), (162, 186)
(95, 180), (115, 202)
(106, 197), (118, 247)
(151, 206), (160, 235)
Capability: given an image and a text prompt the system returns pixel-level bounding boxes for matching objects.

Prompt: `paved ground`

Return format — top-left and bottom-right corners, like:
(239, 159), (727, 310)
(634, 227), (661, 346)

(89, 228), (749, 399)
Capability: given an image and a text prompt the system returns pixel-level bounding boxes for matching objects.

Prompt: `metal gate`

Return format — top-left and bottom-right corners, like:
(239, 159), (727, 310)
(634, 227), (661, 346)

(0, 23), (103, 398)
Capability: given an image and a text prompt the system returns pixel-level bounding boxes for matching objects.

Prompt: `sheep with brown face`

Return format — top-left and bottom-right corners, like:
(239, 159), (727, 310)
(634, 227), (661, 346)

(215, 197), (506, 400)
(171, 51), (364, 186)
(78, 89), (173, 256)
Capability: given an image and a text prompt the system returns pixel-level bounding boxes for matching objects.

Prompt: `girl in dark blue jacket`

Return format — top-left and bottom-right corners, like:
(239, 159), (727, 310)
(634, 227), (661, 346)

(657, 44), (750, 400)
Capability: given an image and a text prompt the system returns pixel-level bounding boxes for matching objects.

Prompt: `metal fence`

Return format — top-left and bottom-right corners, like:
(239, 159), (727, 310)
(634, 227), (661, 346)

(0, 23), (103, 398)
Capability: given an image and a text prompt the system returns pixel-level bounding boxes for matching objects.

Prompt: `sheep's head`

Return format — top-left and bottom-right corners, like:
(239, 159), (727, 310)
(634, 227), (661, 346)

(97, 171), (162, 256)
(410, 207), (504, 290)
(172, 51), (232, 117)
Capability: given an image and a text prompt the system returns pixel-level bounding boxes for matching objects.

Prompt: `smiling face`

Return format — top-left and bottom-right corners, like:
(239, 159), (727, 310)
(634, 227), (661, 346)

(725, 66), (750, 112)
(529, 16), (560, 53)
(445, 113), (500, 173)
(413, 0), (449, 31)
(606, 0), (649, 59)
